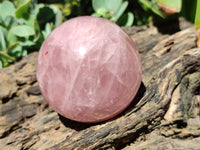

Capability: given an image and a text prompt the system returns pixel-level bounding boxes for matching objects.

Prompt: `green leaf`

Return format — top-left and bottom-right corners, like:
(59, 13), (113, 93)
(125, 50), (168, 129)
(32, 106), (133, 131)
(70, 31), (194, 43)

(92, 8), (115, 21)
(33, 18), (41, 35)
(157, 0), (182, 16)
(8, 41), (20, 50)
(0, 1), (15, 21)
(23, 14), (36, 28)
(180, 0), (197, 23)
(139, 0), (165, 18)
(195, 0), (200, 28)
(92, 0), (104, 11)
(31, 0), (38, 9)
(117, 12), (134, 27)
(15, 0), (31, 18)
(0, 26), (8, 36)
(54, 9), (62, 27)
(0, 31), (6, 50)
(0, 27), (7, 50)
(13, 25), (35, 37)
(15, 0), (28, 7)
(0, 51), (16, 62)
(49, 5), (62, 27)
(92, 0), (122, 13)
(92, 0), (130, 22)
(0, 15), (3, 24)
(0, 60), (2, 69)
(42, 23), (52, 39)
(21, 49), (27, 56)
(95, 8), (109, 16)
(3, 16), (16, 29)
(7, 45), (24, 58)
(20, 40), (35, 46)
(157, 0), (182, 12)
(33, 19), (44, 45)
(92, 12), (101, 17)
(8, 27), (18, 43)
(114, 1), (128, 21)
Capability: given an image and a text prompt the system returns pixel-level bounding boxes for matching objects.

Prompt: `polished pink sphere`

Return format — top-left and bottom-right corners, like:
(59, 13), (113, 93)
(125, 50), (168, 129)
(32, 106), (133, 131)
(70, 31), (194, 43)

(37, 16), (142, 123)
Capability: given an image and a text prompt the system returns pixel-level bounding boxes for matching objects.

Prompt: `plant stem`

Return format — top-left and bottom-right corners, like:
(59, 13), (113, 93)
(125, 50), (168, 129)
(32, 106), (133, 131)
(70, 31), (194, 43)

(0, 51), (16, 62)
(195, 0), (200, 28)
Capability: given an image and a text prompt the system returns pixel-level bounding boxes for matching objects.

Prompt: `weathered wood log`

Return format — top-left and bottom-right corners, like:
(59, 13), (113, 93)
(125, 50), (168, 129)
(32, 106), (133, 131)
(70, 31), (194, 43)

(0, 19), (199, 149)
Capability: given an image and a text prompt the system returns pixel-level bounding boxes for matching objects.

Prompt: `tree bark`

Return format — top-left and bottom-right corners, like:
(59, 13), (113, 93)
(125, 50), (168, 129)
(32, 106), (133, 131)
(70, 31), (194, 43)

(0, 19), (199, 150)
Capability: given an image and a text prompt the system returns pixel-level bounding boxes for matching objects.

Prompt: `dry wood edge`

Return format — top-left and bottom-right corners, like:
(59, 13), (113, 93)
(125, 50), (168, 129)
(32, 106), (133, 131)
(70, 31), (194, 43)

(49, 49), (200, 149)
(0, 25), (198, 149)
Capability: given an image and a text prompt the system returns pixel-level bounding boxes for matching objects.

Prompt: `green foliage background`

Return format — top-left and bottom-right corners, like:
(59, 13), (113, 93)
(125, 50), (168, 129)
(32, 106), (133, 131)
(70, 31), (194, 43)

(0, 0), (199, 68)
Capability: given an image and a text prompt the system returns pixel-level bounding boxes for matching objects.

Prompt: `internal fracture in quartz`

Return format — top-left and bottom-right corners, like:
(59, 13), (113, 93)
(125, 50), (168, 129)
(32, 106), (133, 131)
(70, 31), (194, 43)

(37, 16), (142, 123)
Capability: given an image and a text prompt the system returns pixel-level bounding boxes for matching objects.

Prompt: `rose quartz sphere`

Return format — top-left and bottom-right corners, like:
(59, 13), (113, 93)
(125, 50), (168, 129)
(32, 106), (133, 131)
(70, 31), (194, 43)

(37, 16), (142, 123)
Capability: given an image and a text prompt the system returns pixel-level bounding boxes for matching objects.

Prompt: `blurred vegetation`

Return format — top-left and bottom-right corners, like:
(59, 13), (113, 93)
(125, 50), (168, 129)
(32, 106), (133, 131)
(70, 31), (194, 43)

(0, 0), (62, 68)
(0, 0), (199, 68)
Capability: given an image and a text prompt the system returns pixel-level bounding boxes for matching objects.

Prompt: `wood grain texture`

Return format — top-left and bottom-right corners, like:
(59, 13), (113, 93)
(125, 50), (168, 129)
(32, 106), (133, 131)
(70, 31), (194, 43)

(0, 19), (199, 150)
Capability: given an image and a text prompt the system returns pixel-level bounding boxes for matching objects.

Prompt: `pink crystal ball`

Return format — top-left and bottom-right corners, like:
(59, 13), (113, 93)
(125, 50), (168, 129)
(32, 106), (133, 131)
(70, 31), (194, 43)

(37, 16), (142, 123)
